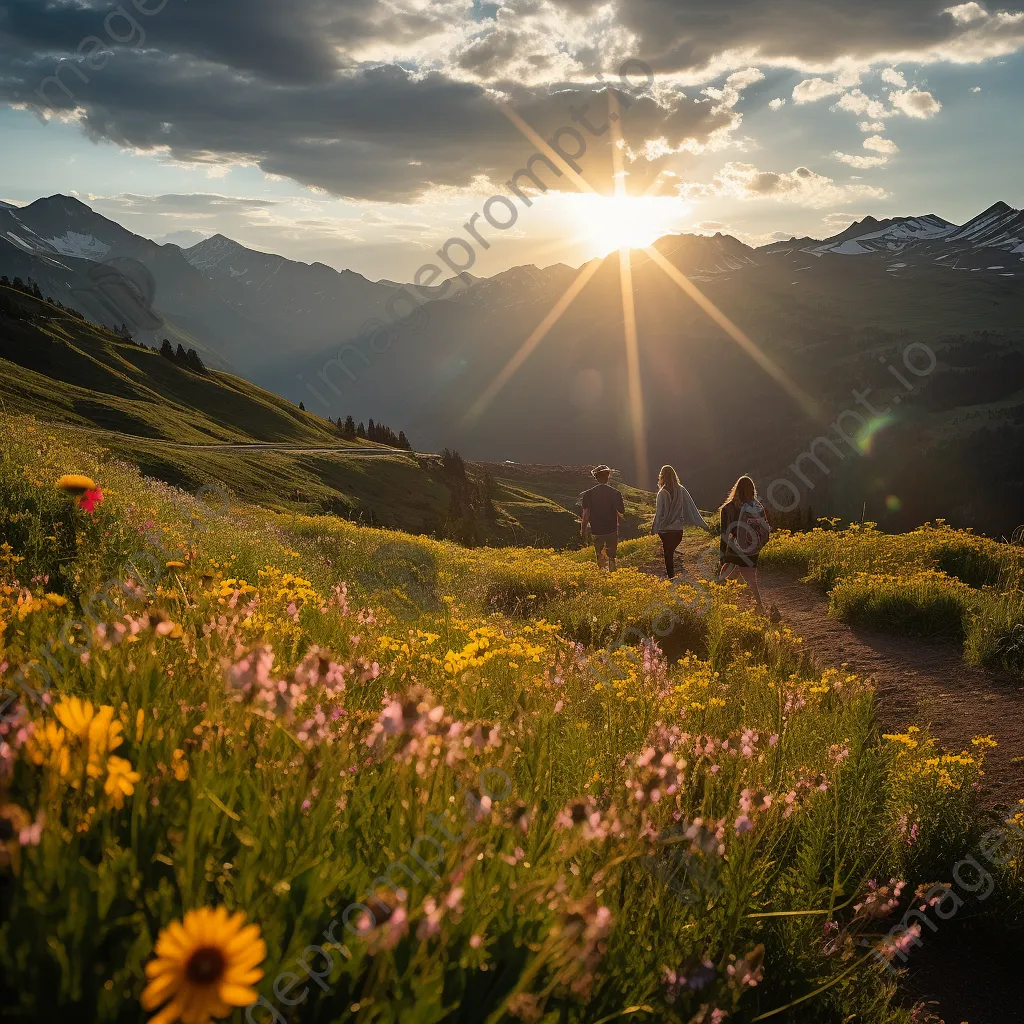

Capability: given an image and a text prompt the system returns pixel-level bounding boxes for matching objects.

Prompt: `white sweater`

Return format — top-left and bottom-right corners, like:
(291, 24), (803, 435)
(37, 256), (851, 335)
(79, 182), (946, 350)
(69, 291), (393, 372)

(651, 485), (711, 534)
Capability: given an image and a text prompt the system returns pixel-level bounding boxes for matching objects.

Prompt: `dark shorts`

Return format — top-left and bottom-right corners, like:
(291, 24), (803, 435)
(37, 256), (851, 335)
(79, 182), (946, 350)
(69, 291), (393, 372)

(593, 532), (618, 556)
(722, 552), (758, 568)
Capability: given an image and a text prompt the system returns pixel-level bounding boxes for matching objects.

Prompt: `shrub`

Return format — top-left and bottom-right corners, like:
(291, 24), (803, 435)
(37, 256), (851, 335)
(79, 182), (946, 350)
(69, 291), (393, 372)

(828, 570), (976, 639)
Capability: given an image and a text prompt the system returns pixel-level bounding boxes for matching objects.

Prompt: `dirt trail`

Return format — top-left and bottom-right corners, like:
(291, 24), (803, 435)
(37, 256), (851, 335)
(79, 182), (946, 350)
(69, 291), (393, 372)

(650, 541), (1024, 808)
(758, 566), (1024, 809)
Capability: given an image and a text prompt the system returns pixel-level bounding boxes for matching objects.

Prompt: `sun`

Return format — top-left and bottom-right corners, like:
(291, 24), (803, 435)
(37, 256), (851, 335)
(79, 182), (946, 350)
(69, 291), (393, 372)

(567, 193), (688, 256)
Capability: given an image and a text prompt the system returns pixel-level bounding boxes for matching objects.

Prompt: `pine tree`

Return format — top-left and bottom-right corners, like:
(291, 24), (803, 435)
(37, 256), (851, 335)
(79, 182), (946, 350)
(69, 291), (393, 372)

(185, 348), (206, 374)
(343, 415), (356, 438)
(175, 343), (188, 363)
(356, 421), (367, 439)
(160, 339), (175, 360)
(299, 401), (305, 411)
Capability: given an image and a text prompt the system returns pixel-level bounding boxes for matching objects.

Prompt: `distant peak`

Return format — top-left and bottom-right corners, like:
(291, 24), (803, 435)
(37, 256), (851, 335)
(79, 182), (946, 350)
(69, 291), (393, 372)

(977, 200), (1014, 217)
(40, 193), (91, 210)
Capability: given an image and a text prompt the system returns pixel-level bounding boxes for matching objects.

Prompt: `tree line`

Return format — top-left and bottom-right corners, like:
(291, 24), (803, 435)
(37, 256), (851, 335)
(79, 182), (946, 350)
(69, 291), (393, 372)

(326, 415), (412, 450)
(159, 338), (207, 375)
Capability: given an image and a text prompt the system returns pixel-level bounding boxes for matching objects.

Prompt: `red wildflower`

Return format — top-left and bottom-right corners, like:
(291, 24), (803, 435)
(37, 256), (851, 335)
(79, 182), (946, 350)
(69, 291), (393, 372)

(78, 487), (104, 513)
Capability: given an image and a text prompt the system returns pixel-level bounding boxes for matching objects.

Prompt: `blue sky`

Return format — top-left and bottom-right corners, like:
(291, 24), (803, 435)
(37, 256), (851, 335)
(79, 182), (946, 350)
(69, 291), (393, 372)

(2, 0), (1024, 281)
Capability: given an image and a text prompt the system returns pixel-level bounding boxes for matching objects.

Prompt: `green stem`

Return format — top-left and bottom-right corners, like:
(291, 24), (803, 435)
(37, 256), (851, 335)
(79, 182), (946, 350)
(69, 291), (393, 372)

(749, 950), (875, 1021)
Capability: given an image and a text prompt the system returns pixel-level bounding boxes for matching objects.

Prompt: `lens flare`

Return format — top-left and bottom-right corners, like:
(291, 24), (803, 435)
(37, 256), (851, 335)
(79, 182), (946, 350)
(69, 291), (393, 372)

(855, 414), (895, 454)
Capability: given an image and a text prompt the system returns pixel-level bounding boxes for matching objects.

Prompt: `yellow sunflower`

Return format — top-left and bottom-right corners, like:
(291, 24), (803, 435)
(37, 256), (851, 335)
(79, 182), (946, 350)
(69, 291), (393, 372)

(141, 907), (266, 1024)
(55, 474), (97, 496)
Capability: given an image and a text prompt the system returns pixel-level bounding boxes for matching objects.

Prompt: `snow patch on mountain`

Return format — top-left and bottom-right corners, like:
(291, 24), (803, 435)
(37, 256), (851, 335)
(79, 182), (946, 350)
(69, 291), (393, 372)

(45, 231), (111, 259)
(812, 215), (957, 255)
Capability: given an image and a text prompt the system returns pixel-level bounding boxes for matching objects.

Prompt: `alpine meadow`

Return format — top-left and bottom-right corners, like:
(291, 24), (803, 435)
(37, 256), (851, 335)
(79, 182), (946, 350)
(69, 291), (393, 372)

(2, 3), (1024, 1024)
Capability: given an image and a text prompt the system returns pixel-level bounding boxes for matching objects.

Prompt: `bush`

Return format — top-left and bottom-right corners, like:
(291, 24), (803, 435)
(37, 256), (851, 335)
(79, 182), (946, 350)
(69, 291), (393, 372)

(828, 570), (976, 639)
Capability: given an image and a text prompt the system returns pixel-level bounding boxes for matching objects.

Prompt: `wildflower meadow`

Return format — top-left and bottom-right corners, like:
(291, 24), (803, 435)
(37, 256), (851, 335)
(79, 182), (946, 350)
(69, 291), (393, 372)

(1, 417), (1022, 1024)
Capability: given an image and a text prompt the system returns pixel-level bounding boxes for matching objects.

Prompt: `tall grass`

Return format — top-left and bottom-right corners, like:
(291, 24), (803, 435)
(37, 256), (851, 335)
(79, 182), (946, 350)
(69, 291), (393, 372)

(0, 421), (1019, 1024)
(762, 522), (1024, 673)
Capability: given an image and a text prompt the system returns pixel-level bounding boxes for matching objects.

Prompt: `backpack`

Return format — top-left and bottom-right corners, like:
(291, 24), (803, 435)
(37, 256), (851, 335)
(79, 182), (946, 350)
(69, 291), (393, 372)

(733, 501), (772, 557)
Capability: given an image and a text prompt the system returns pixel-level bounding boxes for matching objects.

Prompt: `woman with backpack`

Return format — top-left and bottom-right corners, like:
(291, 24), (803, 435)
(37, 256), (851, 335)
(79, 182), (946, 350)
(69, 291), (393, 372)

(651, 465), (712, 579)
(717, 475), (770, 611)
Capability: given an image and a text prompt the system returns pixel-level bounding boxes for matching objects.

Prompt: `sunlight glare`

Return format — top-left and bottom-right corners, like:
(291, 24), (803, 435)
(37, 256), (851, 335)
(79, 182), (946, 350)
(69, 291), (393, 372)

(569, 193), (688, 256)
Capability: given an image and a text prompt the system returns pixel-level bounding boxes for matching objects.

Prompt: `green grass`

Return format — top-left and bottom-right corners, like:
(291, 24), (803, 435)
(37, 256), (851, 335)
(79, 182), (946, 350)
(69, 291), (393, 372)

(0, 288), (654, 546)
(761, 522), (1024, 673)
(1, 419), (1022, 1024)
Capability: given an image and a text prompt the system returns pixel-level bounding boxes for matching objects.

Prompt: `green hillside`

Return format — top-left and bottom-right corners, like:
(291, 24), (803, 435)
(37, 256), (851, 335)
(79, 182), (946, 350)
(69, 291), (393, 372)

(0, 285), (357, 444)
(0, 286), (652, 544)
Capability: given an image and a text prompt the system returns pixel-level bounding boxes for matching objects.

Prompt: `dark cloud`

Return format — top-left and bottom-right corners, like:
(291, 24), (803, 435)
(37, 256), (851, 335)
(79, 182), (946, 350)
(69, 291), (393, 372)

(2, 28), (738, 201)
(0, 0), (439, 83)
(552, 0), (1024, 74)
(4, 0), (1020, 202)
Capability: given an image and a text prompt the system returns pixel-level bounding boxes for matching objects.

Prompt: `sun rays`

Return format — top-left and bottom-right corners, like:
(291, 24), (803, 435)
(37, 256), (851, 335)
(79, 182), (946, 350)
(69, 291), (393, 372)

(466, 92), (818, 481)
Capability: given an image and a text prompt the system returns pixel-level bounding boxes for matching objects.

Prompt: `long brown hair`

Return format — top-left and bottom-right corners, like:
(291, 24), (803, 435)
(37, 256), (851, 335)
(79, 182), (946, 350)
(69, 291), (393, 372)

(720, 474), (756, 511)
(658, 465), (680, 497)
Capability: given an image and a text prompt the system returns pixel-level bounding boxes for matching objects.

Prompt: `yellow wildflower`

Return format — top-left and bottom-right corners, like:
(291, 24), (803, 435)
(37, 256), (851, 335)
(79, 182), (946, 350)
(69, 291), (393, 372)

(104, 756), (141, 809)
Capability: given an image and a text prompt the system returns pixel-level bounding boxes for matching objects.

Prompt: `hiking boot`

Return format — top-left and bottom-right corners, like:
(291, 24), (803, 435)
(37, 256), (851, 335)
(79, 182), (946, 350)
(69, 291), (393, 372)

(597, 554), (608, 569)
(608, 557), (617, 571)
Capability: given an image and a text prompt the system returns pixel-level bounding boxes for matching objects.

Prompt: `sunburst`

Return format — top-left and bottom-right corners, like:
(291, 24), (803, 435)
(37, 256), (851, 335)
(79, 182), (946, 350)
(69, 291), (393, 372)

(468, 91), (818, 481)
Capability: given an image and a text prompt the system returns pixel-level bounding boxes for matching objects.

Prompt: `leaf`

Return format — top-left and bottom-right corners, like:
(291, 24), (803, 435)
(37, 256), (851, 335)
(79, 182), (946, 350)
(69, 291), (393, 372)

(203, 790), (241, 821)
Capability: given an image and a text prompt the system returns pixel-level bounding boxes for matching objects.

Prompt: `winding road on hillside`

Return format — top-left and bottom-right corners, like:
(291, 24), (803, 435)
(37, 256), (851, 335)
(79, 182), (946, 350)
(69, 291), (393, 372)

(56, 423), (433, 457)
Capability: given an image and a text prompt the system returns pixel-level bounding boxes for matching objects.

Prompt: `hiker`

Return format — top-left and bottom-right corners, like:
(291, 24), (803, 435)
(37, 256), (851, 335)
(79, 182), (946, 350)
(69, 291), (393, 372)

(717, 474), (771, 612)
(580, 464), (625, 570)
(651, 465), (712, 579)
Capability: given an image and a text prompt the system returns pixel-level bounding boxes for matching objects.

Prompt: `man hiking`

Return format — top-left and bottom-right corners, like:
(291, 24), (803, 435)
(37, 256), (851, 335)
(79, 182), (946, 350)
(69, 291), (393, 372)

(580, 464), (626, 570)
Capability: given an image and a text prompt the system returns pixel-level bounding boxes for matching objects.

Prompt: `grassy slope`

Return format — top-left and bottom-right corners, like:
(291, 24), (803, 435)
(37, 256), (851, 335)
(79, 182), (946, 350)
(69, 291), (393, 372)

(2, 419), (1021, 1023)
(0, 286), (359, 444)
(483, 462), (658, 547)
(761, 522), (1024, 674)
(0, 288), (655, 543)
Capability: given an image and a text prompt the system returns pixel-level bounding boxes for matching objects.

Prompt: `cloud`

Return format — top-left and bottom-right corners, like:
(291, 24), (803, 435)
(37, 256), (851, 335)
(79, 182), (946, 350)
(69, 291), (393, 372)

(677, 161), (888, 207)
(946, 2), (990, 25)
(793, 77), (847, 103)
(702, 66), (766, 113)
(693, 220), (727, 232)
(768, 97), (786, 110)
(970, 84), (983, 91)
(880, 67), (908, 86)
(859, 120), (887, 131)
(832, 152), (890, 168)
(863, 134), (899, 153)
(834, 90), (890, 119)
(822, 211), (866, 231)
(0, 0), (1008, 205)
(93, 193), (282, 214)
(888, 86), (943, 117)
(153, 229), (212, 247)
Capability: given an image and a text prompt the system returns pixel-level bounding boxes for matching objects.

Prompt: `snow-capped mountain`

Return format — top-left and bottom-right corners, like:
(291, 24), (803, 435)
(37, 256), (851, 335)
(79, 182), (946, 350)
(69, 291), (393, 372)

(945, 201), (1024, 251)
(0, 196), (408, 376)
(809, 214), (957, 255)
(764, 201), (1024, 272)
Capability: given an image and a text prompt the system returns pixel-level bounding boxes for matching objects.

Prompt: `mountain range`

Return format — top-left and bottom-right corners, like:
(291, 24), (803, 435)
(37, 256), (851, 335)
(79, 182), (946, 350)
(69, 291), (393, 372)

(2, 195), (1024, 533)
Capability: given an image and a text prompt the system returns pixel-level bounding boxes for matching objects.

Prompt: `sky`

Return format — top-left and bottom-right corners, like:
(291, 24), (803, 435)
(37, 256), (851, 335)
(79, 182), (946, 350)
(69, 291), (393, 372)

(2, 0), (1024, 282)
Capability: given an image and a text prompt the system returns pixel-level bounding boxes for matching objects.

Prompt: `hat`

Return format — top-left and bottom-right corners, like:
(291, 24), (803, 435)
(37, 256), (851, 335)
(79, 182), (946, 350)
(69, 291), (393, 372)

(591, 465), (612, 478)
